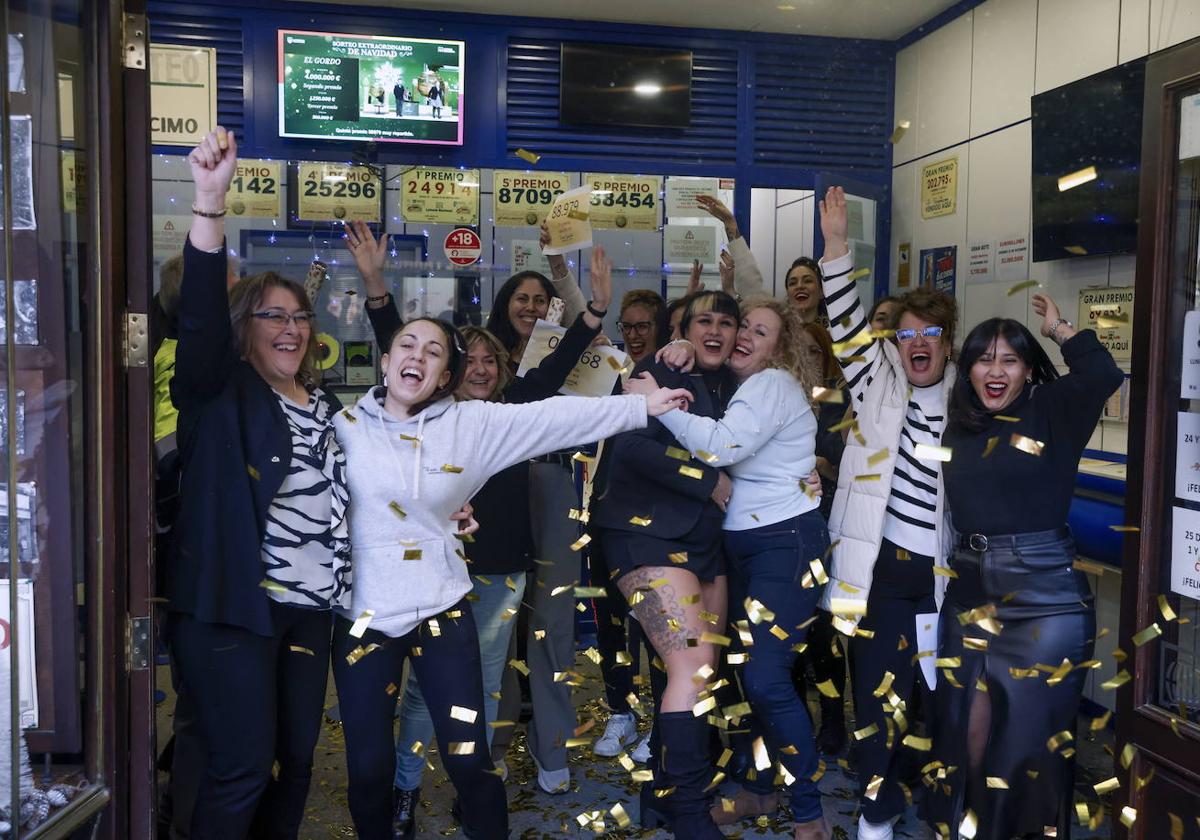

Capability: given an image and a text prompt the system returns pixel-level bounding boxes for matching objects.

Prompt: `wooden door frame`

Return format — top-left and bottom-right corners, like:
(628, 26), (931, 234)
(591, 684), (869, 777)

(1118, 34), (1200, 837)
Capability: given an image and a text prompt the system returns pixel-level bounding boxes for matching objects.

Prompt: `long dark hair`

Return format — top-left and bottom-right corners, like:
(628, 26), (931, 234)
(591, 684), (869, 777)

(485, 271), (558, 352)
(783, 257), (828, 324)
(949, 318), (1059, 433)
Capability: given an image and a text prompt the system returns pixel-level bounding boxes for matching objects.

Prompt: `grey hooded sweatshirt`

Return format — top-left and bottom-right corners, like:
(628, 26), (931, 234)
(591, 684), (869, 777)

(333, 387), (648, 638)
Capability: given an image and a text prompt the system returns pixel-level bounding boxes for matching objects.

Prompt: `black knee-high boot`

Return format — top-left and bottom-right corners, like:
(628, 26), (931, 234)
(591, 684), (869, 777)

(641, 712), (723, 839)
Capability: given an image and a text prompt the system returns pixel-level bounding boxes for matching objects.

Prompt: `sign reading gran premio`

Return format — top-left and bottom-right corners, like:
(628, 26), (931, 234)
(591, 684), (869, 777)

(278, 30), (465, 146)
(150, 44), (217, 147)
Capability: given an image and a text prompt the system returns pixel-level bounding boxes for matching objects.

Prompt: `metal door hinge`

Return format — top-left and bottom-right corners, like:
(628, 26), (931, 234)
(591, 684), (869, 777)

(124, 312), (148, 368)
(126, 616), (151, 672)
(123, 13), (147, 70)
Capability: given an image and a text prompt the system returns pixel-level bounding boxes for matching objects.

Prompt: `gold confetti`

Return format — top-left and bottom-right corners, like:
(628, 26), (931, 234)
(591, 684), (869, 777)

(699, 631), (731, 646)
(1094, 776), (1121, 795)
(828, 415), (856, 433)
(726, 652), (748, 665)
(665, 446), (690, 461)
(679, 465), (704, 480)
(829, 597), (867, 616)
(246, 464), (261, 481)
(693, 696), (718, 716)
(1046, 657), (1072, 686)
(1158, 594), (1178, 622)
(960, 809), (979, 839)
(610, 803), (631, 829)
(341, 409), (357, 422)
(832, 334), (874, 353)
(499, 607), (517, 622)
(872, 671), (895, 698)
(488, 719), (515, 729)
(564, 737), (592, 748)
(723, 701), (752, 719)
(889, 119), (911, 144)
(914, 443), (953, 462)
(259, 579), (287, 593)
(751, 736), (771, 771)
(574, 586), (606, 597)
(812, 386), (844, 404)
(1090, 709), (1113, 730)
(1119, 806), (1137, 827)
(515, 147), (541, 165)
(986, 777), (1009, 789)
(932, 566), (958, 578)
(867, 448), (890, 466)
(448, 741), (476, 755)
(427, 618), (441, 637)
(963, 637), (989, 651)
(508, 658), (530, 675)
(403, 549), (422, 560)
(1010, 433), (1045, 456)
(1006, 279), (1039, 296)
(1109, 524), (1140, 532)
(1168, 813), (1183, 840)
(1132, 623), (1162, 646)
(567, 209), (589, 222)
(854, 723), (880, 740)
(629, 515), (653, 527)
(345, 643), (382, 665)
(850, 268), (871, 281)
(982, 436), (1000, 458)
(864, 773), (884, 800)
(902, 734), (932, 751)
(289, 645), (314, 656)
(409, 740), (425, 756)
(809, 558), (829, 584)
(1057, 165), (1098, 192)
(815, 679), (840, 698)
(1046, 730), (1073, 752)
(569, 533), (592, 551)
(388, 501), (407, 519)
(769, 625), (789, 640)
(349, 609), (376, 638)
(1120, 742), (1137, 769)
(668, 551), (688, 564)
(449, 705), (479, 724)
(698, 610), (720, 625)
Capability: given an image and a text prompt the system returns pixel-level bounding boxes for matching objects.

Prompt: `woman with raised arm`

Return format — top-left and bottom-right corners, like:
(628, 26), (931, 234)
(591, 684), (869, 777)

(628, 296), (832, 839)
(816, 186), (958, 840)
(589, 291), (740, 839)
(330, 312), (691, 840)
(929, 297), (1122, 839)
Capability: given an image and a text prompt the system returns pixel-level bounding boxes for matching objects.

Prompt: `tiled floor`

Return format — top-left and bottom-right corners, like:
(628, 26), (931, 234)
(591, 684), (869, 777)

(157, 653), (1115, 839)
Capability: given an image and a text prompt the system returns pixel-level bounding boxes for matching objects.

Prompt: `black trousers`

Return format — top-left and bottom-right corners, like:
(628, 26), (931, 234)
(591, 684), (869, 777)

(850, 538), (936, 823)
(331, 601), (508, 840)
(169, 602), (332, 840)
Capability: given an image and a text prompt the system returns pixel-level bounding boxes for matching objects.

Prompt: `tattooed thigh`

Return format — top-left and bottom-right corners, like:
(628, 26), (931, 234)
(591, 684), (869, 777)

(617, 567), (694, 656)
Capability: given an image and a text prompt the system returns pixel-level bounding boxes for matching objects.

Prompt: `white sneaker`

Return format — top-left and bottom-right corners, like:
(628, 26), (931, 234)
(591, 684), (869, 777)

(593, 713), (637, 757)
(857, 814), (896, 840)
(532, 755), (570, 794)
(630, 731), (651, 764)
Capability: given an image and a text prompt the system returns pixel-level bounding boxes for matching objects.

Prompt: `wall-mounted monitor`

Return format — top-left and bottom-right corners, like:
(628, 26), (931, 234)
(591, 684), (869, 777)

(1031, 58), (1146, 262)
(559, 43), (692, 130)
(278, 30), (464, 145)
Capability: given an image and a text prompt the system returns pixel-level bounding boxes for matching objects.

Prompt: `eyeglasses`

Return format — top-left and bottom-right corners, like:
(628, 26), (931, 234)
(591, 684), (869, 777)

(895, 326), (944, 343)
(252, 308), (315, 329)
(617, 320), (653, 337)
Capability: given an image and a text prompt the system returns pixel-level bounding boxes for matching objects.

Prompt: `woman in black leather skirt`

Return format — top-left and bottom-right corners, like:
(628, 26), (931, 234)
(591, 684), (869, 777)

(931, 293), (1123, 838)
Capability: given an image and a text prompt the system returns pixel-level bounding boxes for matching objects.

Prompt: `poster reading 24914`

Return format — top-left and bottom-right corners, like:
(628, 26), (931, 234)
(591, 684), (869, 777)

(278, 30), (464, 146)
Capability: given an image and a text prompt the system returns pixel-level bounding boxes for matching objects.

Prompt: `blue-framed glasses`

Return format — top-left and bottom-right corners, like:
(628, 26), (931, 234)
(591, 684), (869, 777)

(895, 326), (944, 343)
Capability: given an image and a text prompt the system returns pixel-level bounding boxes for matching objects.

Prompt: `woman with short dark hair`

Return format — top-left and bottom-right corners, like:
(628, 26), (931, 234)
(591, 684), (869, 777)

(929, 294), (1122, 839)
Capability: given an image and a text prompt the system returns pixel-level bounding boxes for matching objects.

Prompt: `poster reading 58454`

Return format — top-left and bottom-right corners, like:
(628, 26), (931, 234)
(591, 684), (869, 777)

(278, 30), (464, 146)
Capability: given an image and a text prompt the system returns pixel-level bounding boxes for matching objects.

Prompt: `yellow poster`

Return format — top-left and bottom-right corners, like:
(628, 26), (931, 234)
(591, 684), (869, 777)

(228, 159), (282, 218)
(921, 157), (958, 219)
(295, 162), (382, 224)
(492, 170), (570, 227)
(61, 150), (83, 214)
(583, 173), (661, 230)
(401, 166), (479, 225)
(150, 44), (217, 147)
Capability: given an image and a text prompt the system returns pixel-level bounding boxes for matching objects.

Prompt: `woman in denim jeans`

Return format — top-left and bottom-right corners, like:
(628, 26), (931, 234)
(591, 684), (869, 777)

(631, 297), (831, 840)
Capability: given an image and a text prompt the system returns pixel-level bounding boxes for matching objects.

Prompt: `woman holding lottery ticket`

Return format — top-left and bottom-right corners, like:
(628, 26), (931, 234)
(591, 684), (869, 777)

(630, 296), (833, 839)
(927, 297), (1122, 839)
(815, 186), (959, 840)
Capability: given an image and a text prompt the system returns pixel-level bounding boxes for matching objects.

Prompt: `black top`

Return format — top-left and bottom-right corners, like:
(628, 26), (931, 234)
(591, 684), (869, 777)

(590, 359), (737, 539)
(941, 330), (1122, 536)
(364, 297), (599, 575)
(815, 378), (850, 520)
(168, 240), (341, 637)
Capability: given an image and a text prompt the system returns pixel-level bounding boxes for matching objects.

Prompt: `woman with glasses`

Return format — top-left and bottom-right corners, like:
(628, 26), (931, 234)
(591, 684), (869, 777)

(165, 129), (358, 839)
(816, 187), (958, 840)
(929, 296), (1121, 839)
(615, 289), (668, 365)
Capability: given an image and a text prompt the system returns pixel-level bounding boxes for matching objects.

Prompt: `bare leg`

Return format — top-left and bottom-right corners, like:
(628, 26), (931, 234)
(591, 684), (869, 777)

(966, 688), (992, 771)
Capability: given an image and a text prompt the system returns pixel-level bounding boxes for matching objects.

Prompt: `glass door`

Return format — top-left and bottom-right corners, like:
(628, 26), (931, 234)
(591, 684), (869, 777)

(812, 172), (888, 308)
(1118, 35), (1200, 838)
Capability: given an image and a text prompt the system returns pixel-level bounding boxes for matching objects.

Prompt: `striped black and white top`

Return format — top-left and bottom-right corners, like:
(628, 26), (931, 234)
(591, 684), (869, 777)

(823, 255), (944, 558)
(262, 388), (352, 609)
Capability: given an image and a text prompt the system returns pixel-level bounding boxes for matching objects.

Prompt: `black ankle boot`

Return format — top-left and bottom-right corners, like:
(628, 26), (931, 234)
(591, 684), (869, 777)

(393, 786), (418, 840)
(650, 711), (724, 839)
(816, 697), (846, 755)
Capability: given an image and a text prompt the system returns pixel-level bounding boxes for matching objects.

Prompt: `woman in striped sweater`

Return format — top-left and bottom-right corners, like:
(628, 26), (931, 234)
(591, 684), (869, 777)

(815, 186), (958, 840)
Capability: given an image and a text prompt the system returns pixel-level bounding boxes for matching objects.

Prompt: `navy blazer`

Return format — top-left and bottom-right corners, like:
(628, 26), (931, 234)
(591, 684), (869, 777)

(590, 359), (737, 540)
(167, 240), (340, 636)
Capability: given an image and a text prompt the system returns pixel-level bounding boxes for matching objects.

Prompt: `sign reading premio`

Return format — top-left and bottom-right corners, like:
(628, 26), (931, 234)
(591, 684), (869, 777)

(1078, 286), (1135, 362)
(584, 173), (661, 231)
(920, 157), (958, 219)
(150, 44), (217, 147)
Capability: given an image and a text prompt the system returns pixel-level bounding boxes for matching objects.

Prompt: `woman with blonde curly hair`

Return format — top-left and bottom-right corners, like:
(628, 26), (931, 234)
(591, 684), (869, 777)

(629, 296), (833, 839)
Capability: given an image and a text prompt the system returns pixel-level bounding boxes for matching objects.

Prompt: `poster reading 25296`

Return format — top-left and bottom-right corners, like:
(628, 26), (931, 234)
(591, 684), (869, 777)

(278, 30), (464, 146)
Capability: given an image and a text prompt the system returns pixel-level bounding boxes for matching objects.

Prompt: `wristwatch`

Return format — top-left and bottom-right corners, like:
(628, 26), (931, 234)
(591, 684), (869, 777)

(1048, 318), (1072, 343)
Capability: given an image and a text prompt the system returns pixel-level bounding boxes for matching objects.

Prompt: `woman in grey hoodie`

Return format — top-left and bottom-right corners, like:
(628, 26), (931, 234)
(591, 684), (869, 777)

(330, 316), (691, 840)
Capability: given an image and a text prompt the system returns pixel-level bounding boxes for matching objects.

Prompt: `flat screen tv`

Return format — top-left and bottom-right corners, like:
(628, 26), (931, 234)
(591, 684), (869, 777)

(278, 30), (464, 145)
(559, 43), (692, 129)
(1031, 58), (1146, 262)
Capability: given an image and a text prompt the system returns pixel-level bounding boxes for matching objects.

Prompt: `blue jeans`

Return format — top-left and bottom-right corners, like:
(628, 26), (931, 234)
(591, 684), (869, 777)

(723, 510), (829, 823)
(394, 573), (527, 789)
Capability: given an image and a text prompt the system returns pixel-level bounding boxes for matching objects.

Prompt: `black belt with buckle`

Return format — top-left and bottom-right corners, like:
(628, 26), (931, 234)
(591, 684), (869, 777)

(957, 526), (1072, 554)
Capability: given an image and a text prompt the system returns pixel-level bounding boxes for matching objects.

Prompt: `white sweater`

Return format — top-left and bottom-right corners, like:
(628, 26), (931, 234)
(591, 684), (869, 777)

(658, 368), (818, 531)
(334, 389), (647, 637)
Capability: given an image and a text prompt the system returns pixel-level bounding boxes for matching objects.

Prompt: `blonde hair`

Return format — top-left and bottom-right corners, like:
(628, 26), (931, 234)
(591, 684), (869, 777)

(740, 296), (822, 397)
(458, 326), (512, 402)
(227, 272), (321, 386)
